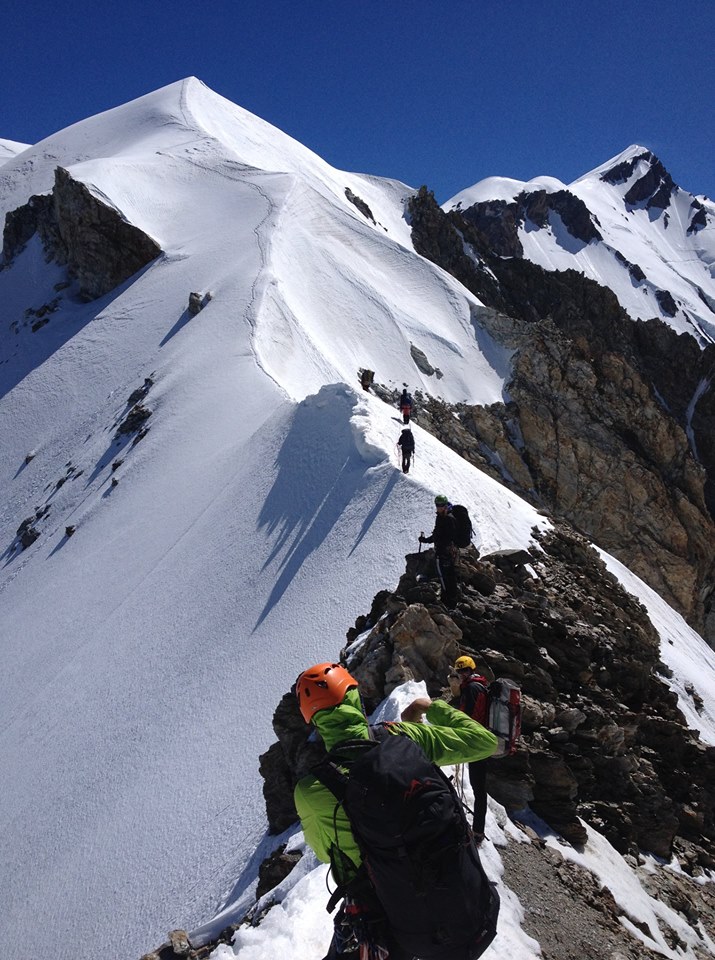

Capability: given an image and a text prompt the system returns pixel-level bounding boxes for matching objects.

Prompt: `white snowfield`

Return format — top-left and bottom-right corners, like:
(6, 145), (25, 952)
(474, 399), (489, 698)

(0, 80), (713, 960)
(0, 137), (30, 162)
(446, 144), (715, 345)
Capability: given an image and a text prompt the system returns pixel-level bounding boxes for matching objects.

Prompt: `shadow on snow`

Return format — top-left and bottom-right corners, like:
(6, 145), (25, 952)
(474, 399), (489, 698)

(254, 387), (394, 630)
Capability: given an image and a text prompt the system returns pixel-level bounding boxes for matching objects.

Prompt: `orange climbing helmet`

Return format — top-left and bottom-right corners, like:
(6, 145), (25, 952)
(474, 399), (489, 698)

(296, 662), (358, 723)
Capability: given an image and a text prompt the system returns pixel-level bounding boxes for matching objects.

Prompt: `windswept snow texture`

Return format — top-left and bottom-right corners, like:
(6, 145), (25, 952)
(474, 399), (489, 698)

(446, 144), (715, 344)
(0, 137), (29, 162)
(0, 79), (537, 960)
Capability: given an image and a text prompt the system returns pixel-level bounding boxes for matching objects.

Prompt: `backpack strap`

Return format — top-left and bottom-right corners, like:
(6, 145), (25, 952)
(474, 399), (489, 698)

(313, 759), (349, 803)
(312, 725), (396, 799)
(311, 741), (378, 914)
(311, 726), (402, 910)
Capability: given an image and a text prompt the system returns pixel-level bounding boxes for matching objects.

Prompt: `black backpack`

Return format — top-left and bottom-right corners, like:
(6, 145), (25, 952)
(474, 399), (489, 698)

(399, 429), (415, 452)
(451, 504), (473, 548)
(314, 729), (499, 960)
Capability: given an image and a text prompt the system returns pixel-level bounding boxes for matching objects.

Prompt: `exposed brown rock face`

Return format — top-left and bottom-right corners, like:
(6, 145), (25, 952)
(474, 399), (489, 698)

(407, 187), (715, 646)
(1, 166), (161, 299)
(509, 328), (714, 625)
(259, 531), (715, 866)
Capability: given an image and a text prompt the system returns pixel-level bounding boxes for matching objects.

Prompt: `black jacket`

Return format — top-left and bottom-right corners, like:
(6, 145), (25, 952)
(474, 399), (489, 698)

(398, 431), (415, 452)
(422, 512), (455, 556)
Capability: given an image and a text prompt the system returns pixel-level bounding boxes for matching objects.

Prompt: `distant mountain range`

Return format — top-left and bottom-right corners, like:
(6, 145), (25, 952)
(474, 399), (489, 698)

(447, 143), (715, 344)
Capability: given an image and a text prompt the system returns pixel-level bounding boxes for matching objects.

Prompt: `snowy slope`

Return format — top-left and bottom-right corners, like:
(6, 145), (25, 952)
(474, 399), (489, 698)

(2, 80), (714, 960)
(0, 78), (510, 407)
(446, 145), (715, 344)
(0, 137), (29, 162)
(0, 79), (524, 960)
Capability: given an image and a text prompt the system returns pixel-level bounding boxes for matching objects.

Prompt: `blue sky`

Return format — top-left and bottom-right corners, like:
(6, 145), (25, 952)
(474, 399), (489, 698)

(3, 0), (713, 201)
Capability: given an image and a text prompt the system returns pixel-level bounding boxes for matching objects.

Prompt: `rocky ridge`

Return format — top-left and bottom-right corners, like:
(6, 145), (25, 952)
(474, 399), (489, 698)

(406, 186), (715, 646)
(499, 833), (715, 960)
(261, 528), (715, 865)
(250, 528), (715, 958)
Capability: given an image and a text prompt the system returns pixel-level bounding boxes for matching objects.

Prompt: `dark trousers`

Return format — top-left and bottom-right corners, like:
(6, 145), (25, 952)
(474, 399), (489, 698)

(401, 451), (412, 473)
(436, 554), (459, 605)
(468, 760), (488, 835)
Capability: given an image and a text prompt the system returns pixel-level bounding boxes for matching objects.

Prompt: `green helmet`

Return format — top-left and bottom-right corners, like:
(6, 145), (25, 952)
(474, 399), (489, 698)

(434, 494), (449, 506)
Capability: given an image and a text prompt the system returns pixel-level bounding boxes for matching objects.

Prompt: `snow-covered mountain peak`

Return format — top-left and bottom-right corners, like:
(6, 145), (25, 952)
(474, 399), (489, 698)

(4, 81), (715, 960)
(572, 142), (656, 185)
(445, 143), (715, 343)
(574, 142), (678, 215)
(1, 78), (514, 411)
(181, 77), (352, 184)
(0, 78), (407, 238)
(448, 173), (567, 210)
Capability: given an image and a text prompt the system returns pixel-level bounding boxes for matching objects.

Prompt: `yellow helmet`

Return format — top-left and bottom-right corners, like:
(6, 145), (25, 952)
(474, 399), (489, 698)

(454, 655), (476, 671)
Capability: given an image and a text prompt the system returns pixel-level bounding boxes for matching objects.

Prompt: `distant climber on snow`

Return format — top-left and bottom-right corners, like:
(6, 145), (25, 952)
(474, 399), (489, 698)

(398, 388), (413, 424)
(294, 662), (499, 960)
(419, 494), (459, 608)
(396, 428), (415, 473)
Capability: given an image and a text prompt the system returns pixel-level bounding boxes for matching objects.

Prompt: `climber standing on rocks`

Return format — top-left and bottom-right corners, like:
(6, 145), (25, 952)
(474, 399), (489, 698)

(419, 494), (459, 608)
(450, 655), (491, 844)
(294, 662), (499, 960)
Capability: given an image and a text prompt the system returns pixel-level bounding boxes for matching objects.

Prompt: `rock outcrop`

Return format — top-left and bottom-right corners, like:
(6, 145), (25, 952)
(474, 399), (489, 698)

(1, 166), (161, 299)
(600, 149), (677, 210)
(455, 187), (602, 259)
(260, 529), (715, 867)
(407, 187), (715, 646)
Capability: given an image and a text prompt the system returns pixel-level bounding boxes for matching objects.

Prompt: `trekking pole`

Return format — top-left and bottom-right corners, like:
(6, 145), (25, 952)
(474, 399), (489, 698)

(418, 531), (424, 554)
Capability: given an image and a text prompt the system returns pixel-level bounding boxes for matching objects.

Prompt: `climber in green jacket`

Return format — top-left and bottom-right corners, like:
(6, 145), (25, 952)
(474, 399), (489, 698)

(294, 661), (498, 958)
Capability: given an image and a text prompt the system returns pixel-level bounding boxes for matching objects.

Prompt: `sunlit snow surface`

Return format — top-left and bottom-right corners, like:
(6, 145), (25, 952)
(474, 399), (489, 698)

(1, 80), (713, 960)
(598, 550), (715, 744)
(0, 79), (537, 960)
(0, 137), (30, 162)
